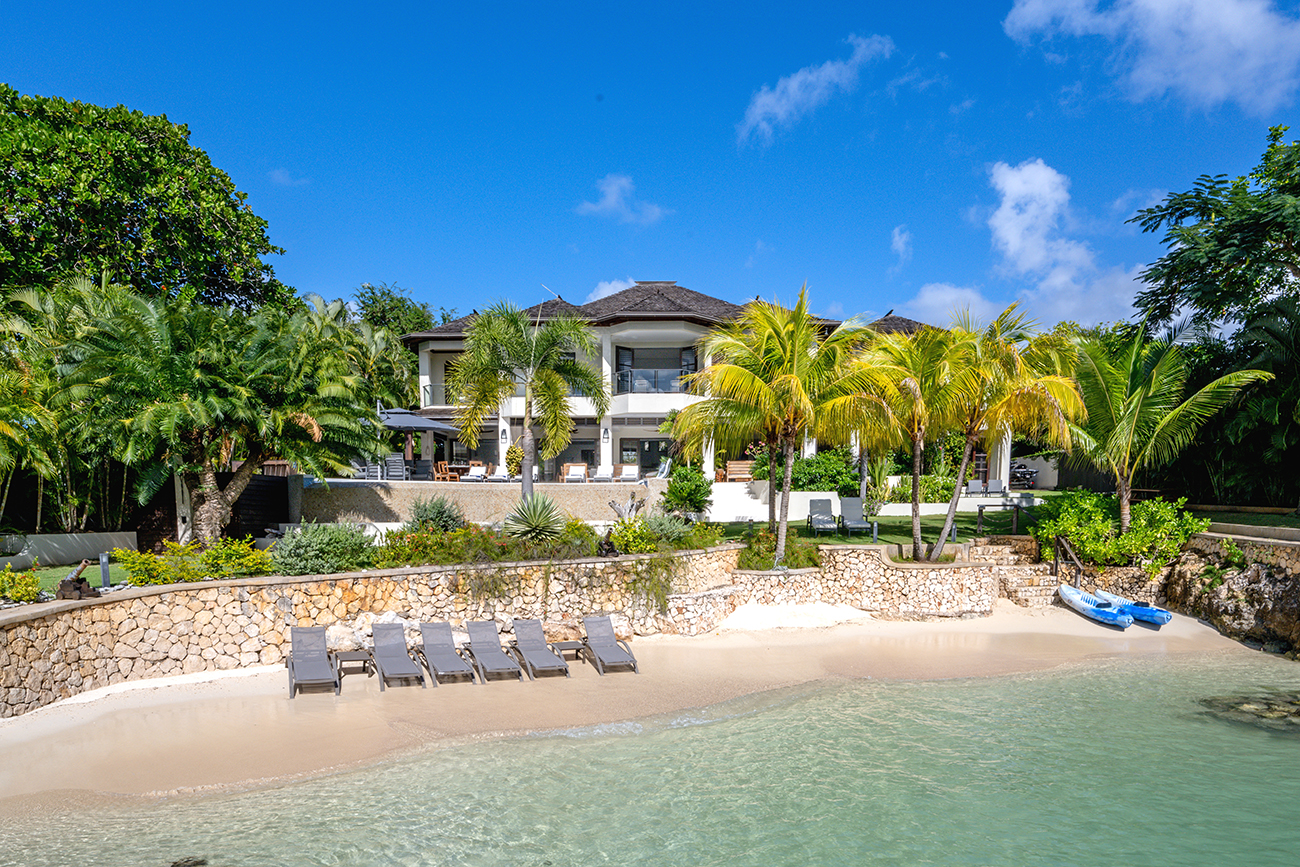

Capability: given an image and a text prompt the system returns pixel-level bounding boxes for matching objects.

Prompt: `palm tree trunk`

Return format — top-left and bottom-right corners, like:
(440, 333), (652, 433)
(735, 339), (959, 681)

(911, 435), (925, 561)
(1116, 473), (1132, 534)
(0, 466), (11, 522)
(774, 438), (796, 567)
(930, 435), (976, 561)
(767, 443), (778, 533)
(35, 474), (43, 533)
(521, 394), (535, 499)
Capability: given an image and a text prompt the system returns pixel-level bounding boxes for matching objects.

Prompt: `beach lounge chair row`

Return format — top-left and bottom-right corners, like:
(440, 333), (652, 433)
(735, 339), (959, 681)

(805, 497), (877, 538)
(287, 616), (638, 697)
(964, 479), (1005, 496)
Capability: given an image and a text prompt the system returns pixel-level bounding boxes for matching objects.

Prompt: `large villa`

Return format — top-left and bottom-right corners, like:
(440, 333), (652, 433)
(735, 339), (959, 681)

(400, 279), (1013, 483)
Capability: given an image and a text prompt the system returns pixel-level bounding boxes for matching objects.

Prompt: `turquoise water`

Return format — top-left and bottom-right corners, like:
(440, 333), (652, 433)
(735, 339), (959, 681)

(5, 652), (1300, 866)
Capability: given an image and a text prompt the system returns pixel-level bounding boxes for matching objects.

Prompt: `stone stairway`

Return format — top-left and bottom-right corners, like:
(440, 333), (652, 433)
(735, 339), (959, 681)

(969, 537), (1060, 608)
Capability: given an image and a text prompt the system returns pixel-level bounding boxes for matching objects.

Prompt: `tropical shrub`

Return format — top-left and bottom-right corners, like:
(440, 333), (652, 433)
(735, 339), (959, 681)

(114, 542), (204, 585)
(610, 518), (658, 554)
(644, 513), (690, 543)
(752, 448), (863, 497)
(680, 521), (726, 550)
(736, 530), (820, 571)
(1031, 490), (1209, 578)
(271, 523), (374, 576)
(556, 518), (600, 559)
(0, 562), (41, 602)
(660, 466), (713, 516)
(405, 495), (465, 532)
(503, 494), (567, 542)
(505, 443), (524, 476)
(199, 536), (273, 578)
(886, 475), (956, 504)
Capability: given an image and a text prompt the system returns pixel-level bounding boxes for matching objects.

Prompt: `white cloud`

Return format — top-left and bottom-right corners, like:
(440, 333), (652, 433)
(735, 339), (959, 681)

(576, 174), (671, 225)
(900, 158), (1141, 326)
(986, 157), (1137, 323)
(587, 277), (636, 303)
(268, 168), (309, 186)
(744, 239), (771, 269)
(949, 98), (976, 115)
(737, 33), (894, 144)
(824, 301), (845, 318)
(1004, 0), (1300, 114)
(900, 282), (1001, 327)
(890, 224), (913, 271)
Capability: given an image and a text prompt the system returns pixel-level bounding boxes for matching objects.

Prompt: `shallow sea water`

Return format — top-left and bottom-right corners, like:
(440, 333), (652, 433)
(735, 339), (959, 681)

(4, 652), (1300, 866)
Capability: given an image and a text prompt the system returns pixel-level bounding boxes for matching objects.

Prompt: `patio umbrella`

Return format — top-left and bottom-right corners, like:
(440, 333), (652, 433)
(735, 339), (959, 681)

(376, 407), (459, 459)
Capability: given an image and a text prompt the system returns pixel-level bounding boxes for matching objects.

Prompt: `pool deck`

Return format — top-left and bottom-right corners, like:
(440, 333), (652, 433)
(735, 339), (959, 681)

(0, 600), (1251, 813)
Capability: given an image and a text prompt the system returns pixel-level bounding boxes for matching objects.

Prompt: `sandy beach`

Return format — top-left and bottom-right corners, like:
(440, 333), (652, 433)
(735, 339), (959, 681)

(0, 601), (1249, 814)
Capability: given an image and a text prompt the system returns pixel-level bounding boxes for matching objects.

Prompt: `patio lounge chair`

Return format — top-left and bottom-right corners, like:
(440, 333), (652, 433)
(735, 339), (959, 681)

(412, 459), (435, 481)
(486, 465), (511, 482)
(653, 458), (673, 479)
(509, 619), (570, 680)
(286, 626), (341, 698)
(966, 479), (985, 497)
(461, 465), (487, 482)
(383, 453), (410, 481)
(462, 620), (525, 682)
(617, 464), (640, 483)
(580, 615), (639, 675)
(416, 621), (477, 685)
(564, 464), (588, 483)
(987, 479), (1005, 497)
(837, 497), (874, 537)
(350, 460), (381, 480)
(806, 498), (836, 536)
(591, 464), (614, 482)
(370, 623), (426, 690)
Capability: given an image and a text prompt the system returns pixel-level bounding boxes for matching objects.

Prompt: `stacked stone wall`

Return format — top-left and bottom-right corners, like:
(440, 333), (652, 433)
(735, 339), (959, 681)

(1, 542), (1003, 718)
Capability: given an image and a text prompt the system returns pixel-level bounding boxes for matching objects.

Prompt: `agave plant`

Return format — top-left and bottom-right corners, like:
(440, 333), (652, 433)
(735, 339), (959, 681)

(502, 494), (567, 542)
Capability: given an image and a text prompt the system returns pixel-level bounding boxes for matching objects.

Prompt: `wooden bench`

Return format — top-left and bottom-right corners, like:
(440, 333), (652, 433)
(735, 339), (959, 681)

(726, 460), (756, 482)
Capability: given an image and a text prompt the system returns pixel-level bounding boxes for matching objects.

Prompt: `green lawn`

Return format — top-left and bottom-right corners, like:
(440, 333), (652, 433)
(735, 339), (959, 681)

(31, 563), (130, 593)
(714, 505), (1040, 548)
(1192, 510), (1300, 529)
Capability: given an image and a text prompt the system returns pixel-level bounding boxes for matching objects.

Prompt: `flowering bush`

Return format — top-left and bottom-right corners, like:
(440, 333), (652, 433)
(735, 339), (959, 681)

(0, 562), (41, 602)
(610, 518), (658, 554)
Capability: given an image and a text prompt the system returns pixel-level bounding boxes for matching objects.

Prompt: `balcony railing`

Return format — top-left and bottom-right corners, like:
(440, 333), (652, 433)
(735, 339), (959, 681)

(615, 368), (691, 395)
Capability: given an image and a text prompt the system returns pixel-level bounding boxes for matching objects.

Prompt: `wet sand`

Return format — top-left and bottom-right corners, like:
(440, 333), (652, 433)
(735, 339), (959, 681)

(0, 601), (1248, 813)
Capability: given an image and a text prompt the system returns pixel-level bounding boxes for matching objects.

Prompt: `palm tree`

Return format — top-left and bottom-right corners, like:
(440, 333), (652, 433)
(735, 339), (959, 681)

(1072, 322), (1272, 532)
(928, 305), (1084, 560)
(57, 287), (374, 544)
(448, 301), (610, 497)
(1240, 298), (1300, 514)
(869, 325), (982, 561)
(676, 286), (891, 567)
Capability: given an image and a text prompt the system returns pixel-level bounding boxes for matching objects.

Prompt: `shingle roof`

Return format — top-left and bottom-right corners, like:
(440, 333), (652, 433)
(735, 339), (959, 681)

(869, 313), (931, 334)
(401, 281), (744, 347)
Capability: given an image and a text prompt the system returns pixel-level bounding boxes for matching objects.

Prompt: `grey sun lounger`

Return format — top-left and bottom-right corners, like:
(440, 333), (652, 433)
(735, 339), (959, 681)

(509, 619), (570, 680)
(463, 620), (525, 682)
(416, 621), (477, 685)
(581, 615), (639, 675)
(286, 626), (341, 698)
(371, 623), (426, 690)
(806, 498), (837, 536)
(837, 497), (874, 537)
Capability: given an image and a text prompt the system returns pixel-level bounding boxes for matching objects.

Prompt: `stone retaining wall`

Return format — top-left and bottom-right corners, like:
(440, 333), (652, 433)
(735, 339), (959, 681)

(303, 479), (670, 526)
(0, 542), (1003, 718)
(0, 545), (739, 718)
(1187, 532), (1300, 575)
(663, 545), (998, 635)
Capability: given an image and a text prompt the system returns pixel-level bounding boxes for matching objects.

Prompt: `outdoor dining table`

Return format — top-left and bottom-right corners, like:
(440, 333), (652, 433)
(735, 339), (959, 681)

(446, 464), (471, 477)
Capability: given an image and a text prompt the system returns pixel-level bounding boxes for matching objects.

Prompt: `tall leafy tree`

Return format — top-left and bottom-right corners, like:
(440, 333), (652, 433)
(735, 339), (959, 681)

(928, 305), (1084, 561)
(448, 301), (610, 498)
(350, 282), (456, 408)
(1133, 126), (1300, 326)
(0, 85), (289, 309)
(676, 287), (891, 567)
(1072, 324), (1272, 533)
(53, 287), (376, 544)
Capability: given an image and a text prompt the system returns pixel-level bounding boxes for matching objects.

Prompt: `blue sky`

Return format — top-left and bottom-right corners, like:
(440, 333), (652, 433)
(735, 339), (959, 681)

(5, 1), (1300, 327)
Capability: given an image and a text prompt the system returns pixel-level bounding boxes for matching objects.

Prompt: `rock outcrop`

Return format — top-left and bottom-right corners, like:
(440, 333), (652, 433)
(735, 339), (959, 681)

(1164, 550), (1300, 654)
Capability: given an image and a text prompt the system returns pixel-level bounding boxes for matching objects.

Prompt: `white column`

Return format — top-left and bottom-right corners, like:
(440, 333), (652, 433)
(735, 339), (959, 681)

(599, 416), (613, 467)
(417, 342), (431, 407)
(497, 416), (511, 469)
(801, 434), (817, 459)
(702, 436), (716, 476)
(989, 426), (1012, 485)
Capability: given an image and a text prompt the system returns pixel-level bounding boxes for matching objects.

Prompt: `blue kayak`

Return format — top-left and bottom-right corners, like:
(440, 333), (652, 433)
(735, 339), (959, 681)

(1057, 584), (1133, 628)
(1093, 589), (1173, 626)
